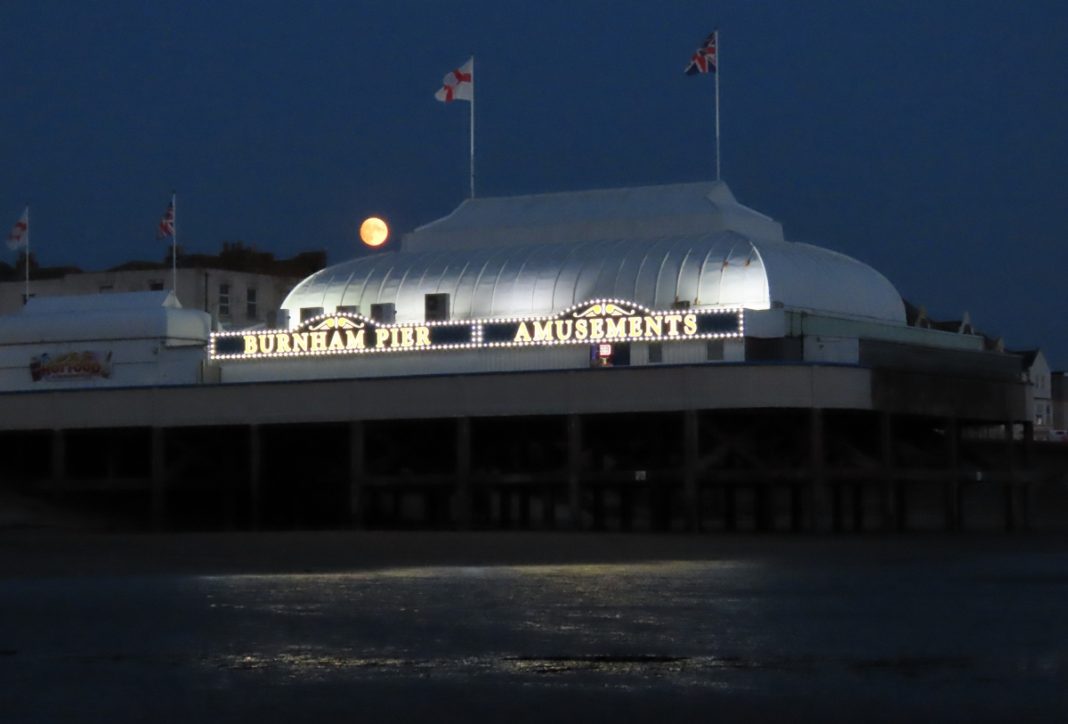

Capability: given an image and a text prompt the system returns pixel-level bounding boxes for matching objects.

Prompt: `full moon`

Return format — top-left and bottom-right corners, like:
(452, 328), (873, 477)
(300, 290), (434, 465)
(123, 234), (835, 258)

(359, 217), (389, 247)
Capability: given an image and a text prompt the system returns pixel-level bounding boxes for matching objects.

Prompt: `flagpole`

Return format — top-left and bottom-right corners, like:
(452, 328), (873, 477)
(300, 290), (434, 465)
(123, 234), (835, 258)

(171, 192), (177, 293)
(714, 30), (721, 181)
(469, 55), (476, 198)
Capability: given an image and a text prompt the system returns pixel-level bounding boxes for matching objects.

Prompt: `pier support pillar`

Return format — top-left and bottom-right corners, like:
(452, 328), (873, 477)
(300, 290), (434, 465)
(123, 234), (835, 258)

(150, 427), (167, 531)
(248, 425), (261, 530)
(1003, 422), (1016, 532)
(1021, 421), (1034, 531)
(831, 484), (843, 533)
(724, 486), (737, 532)
(683, 409), (700, 532)
(519, 489), (531, 529)
(591, 486), (604, 530)
(852, 483), (864, 533)
(790, 485), (803, 533)
(348, 421), (365, 528)
(567, 414), (583, 530)
(879, 412), (898, 532)
(49, 428), (65, 491)
(755, 485), (771, 532)
(456, 417), (472, 529)
(544, 486), (557, 528)
(620, 487), (634, 531)
(808, 408), (831, 532)
(944, 417), (961, 532)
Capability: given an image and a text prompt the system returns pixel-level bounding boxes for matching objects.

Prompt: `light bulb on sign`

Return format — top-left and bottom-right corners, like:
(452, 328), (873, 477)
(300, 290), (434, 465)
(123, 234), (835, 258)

(359, 217), (389, 247)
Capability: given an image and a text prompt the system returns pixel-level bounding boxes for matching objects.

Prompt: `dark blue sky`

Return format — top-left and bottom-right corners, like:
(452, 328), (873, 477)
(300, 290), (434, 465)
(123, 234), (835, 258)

(2, 1), (1066, 366)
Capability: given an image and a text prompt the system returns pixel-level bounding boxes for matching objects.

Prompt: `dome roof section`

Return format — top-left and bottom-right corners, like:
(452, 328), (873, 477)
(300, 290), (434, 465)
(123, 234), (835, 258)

(403, 181), (785, 251)
(283, 182), (905, 325)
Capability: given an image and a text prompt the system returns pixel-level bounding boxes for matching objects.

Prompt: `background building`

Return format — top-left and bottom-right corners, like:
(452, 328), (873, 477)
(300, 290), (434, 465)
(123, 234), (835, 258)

(0, 243), (325, 330)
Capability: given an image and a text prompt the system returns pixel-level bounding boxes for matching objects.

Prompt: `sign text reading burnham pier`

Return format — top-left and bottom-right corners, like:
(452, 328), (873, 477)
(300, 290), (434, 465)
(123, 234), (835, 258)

(211, 299), (743, 361)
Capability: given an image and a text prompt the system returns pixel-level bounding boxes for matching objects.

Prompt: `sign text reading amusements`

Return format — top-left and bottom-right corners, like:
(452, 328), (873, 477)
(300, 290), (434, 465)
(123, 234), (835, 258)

(211, 300), (743, 360)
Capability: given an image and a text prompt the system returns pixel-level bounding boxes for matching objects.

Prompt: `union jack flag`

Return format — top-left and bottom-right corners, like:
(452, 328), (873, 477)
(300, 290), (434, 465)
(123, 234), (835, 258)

(685, 32), (717, 75)
(157, 196), (175, 240)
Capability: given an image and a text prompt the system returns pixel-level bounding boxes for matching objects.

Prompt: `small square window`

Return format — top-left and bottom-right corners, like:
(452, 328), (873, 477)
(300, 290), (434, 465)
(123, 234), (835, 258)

(148, 280), (164, 291)
(707, 340), (724, 361)
(648, 343), (663, 364)
(300, 307), (324, 323)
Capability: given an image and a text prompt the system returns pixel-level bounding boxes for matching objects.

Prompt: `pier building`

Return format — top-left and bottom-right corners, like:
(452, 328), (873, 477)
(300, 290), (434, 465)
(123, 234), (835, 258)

(0, 182), (1063, 531)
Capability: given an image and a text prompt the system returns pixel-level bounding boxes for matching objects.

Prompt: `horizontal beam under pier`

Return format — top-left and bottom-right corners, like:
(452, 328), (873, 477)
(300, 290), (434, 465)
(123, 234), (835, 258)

(0, 365), (876, 431)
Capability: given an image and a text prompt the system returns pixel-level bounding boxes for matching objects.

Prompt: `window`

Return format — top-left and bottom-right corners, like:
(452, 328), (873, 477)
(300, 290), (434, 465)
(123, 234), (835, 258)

(336, 305), (360, 315)
(246, 287), (257, 320)
(424, 293), (450, 321)
(99, 284), (114, 293)
(219, 283), (231, 318)
(707, 340), (724, 361)
(148, 280), (164, 291)
(370, 303), (396, 323)
(300, 307), (324, 323)
(648, 343), (663, 364)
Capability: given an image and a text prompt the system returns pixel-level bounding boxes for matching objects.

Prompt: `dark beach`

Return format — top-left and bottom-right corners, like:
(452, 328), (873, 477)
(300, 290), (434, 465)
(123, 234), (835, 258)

(2, 524), (1068, 722)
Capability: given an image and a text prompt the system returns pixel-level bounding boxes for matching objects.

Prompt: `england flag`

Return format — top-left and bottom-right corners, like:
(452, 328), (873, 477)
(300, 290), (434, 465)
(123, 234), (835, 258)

(6, 207), (28, 250)
(435, 57), (474, 103)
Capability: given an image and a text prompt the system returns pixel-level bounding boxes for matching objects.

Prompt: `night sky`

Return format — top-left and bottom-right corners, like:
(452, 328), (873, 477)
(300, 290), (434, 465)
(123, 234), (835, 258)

(2, 1), (1065, 367)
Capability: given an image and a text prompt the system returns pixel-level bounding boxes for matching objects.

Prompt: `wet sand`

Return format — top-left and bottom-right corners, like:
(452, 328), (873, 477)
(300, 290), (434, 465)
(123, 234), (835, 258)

(2, 528), (1068, 722)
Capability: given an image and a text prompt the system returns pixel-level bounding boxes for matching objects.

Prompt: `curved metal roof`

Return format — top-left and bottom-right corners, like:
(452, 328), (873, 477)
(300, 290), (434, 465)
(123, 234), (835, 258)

(283, 182), (905, 325)
(283, 233), (904, 325)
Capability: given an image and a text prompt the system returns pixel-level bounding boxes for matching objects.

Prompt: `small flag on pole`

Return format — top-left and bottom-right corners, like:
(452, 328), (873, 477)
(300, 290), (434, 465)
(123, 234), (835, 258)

(685, 33), (718, 75)
(157, 196), (175, 240)
(6, 207), (28, 250)
(435, 57), (474, 103)
(435, 57), (477, 197)
(685, 31), (722, 180)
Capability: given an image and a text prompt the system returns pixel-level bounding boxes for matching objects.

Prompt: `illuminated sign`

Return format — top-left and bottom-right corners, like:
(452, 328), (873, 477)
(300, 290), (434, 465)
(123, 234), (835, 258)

(211, 299), (743, 361)
(30, 351), (113, 381)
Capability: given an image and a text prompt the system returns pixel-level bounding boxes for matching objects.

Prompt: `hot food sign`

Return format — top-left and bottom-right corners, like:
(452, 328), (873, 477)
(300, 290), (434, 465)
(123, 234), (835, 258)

(210, 299), (743, 361)
(30, 351), (113, 381)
